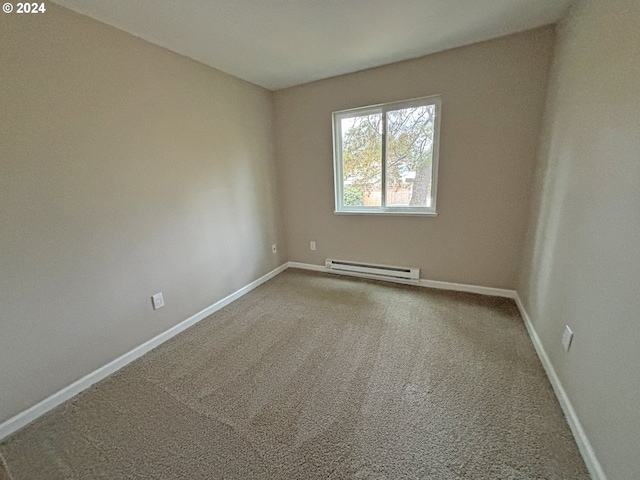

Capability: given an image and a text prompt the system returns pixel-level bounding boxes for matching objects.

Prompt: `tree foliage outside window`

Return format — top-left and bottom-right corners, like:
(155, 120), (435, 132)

(343, 184), (364, 206)
(333, 96), (441, 215)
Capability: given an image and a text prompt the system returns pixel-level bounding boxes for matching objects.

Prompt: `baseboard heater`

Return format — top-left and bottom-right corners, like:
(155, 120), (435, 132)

(324, 259), (420, 285)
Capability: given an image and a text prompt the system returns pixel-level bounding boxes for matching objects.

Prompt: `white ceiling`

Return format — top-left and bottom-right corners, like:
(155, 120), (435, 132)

(52, 0), (573, 90)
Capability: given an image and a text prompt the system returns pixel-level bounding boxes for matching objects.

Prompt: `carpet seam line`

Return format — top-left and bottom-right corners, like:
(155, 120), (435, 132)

(0, 450), (14, 480)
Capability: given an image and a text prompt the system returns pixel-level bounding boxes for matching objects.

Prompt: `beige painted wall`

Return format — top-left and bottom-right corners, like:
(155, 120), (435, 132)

(518, 0), (640, 478)
(273, 27), (555, 289)
(0, 4), (286, 424)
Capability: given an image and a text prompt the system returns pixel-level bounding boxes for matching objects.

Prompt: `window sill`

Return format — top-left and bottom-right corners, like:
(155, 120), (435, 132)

(334, 210), (438, 217)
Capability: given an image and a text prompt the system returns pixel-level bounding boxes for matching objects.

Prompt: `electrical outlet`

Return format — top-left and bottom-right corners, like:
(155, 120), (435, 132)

(272, 244), (277, 254)
(562, 325), (573, 352)
(152, 293), (164, 310)
(310, 241), (316, 251)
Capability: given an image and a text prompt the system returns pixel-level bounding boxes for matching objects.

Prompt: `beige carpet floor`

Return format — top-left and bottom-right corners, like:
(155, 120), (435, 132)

(0, 269), (590, 479)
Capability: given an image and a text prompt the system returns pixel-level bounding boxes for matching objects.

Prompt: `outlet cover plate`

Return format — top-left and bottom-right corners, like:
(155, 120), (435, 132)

(562, 325), (573, 352)
(152, 293), (164, 310)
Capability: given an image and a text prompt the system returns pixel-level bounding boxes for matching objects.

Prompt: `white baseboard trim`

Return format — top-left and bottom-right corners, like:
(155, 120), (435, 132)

(287, 261), (326, 272)
(514, 294), (607, 480)
(0, 263), (288, 441)
(288, 262), (516, 299)
(418, 278), (515, 298)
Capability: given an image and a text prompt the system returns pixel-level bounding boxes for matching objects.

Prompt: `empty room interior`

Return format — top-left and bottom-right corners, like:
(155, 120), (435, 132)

(1, 0), (638, 478)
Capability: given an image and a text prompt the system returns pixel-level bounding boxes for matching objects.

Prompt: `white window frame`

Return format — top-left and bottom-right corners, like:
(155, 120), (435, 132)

(332, 95), (441, 216)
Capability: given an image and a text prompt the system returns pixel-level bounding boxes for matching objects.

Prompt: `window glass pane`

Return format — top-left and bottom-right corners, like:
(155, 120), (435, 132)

(341, 113), (382, 207)
(385, 105), (435, 208)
